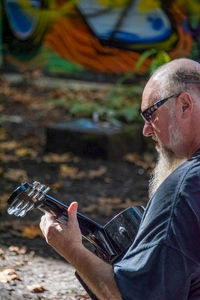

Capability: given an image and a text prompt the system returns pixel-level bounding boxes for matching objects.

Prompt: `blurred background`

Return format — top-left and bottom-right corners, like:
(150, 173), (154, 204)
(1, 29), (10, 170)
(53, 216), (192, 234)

(0, 0), (200, 299)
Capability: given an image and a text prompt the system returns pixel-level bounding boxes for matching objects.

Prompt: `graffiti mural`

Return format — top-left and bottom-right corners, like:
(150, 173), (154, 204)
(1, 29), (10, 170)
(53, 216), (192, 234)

(1, 0), (200, 77)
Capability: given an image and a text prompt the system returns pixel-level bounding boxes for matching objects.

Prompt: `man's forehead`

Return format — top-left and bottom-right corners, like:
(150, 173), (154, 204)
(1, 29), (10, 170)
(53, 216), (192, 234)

(141, 81), (159, 111)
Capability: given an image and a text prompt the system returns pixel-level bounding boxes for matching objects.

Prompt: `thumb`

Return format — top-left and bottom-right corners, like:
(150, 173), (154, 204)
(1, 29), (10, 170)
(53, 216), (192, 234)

(68, 202), (78, 223)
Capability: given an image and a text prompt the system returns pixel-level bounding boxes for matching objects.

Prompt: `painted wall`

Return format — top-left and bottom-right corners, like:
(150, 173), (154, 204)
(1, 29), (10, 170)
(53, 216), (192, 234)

(1, 0), (200, 77)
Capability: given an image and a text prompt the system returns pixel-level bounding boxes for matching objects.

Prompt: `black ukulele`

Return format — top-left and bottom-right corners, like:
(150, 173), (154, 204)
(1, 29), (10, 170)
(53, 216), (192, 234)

(7, 181), (145, 299)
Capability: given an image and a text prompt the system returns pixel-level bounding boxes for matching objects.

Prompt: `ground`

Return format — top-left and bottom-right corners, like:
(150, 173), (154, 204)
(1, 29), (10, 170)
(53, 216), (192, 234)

(0, 75), (154, 299)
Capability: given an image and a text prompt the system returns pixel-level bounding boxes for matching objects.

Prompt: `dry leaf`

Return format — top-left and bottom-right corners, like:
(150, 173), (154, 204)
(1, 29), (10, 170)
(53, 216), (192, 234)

(8, 245), (27, 255)
(88, 166), (107, 178)
(4, 168), (28, 181)
(124, 153), (155, 170)
(75, 293), (90, 299)
(43, 153), (71, 163)
(1, 141), (19, 151)
(60, 164), (85, 179)
(82, 204), (98, 213)
(97, 197), (122, 216)
(15, 148), (38, 158)
(27, 284), (45, 293)
(0, 153), (17, 163)
(22, 225), (43, 239)
(98, 197), (121, 205)
(0, 269), (21, 283)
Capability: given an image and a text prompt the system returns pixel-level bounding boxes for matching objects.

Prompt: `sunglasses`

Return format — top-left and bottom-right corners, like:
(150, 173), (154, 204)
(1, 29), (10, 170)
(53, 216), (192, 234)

(141, 93), (179, 123)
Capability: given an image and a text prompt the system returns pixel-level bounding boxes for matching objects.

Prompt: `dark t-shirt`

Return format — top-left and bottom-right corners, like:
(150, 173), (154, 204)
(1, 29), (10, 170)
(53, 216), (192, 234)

(114, 150), (200, 300)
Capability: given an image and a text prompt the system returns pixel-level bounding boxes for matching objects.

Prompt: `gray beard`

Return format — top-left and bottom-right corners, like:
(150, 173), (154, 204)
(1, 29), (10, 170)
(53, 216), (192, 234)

(149, 147), (186, 199)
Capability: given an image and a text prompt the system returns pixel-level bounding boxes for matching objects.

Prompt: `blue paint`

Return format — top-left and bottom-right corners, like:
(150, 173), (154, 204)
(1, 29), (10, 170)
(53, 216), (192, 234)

(148, 16), (164, 31)
(7, 3), (34, 33)
(4, 0), (40, 39)
(99, 29), (172, 43)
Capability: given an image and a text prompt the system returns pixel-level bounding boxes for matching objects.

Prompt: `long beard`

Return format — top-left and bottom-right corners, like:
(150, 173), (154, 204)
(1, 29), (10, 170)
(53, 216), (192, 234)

(149, 145), (186, 199)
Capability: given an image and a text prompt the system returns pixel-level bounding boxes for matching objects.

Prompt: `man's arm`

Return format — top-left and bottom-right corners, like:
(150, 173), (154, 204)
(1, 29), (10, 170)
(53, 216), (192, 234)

(40, 202), (122, 300)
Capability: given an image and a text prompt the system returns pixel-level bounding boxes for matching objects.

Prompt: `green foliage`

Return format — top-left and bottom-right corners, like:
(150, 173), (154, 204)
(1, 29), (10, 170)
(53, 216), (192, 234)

(69, 102), (102, 118)
(150, 50), (171, 73)
(66, 84), (143, 124)
(46, 82), (144, 125)
(47, 98), (71, 107)
(135, 49), (158, 71)
(115, 103), (141, 123)
(135, 49), (171, 74)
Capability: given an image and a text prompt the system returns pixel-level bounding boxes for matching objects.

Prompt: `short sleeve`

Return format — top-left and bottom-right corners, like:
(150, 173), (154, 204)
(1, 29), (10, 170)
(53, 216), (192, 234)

(114, 242), (192, 300)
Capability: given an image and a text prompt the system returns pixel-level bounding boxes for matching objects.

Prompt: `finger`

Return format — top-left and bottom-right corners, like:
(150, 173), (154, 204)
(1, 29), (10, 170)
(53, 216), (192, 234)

(40, 213), (57, 233)
(68, 202), (78, 223)
(40, 214), (46, 229)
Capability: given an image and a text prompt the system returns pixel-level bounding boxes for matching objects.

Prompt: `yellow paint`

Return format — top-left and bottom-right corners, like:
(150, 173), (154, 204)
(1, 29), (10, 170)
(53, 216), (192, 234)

(139, 0), (161, 11)
(17, 0), (78, 44)
(97, 0), (129, 8)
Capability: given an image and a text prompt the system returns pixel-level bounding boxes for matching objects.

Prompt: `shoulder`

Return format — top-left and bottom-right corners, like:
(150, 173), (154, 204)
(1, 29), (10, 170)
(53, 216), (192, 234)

(132, 153), (200, 257)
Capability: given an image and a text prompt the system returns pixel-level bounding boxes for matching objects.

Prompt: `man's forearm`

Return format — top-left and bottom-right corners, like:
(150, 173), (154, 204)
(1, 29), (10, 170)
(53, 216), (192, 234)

(63, 245), (122, 300)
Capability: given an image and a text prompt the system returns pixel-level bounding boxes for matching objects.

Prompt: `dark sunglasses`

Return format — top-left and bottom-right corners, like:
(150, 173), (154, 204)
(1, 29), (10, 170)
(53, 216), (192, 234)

(141, 93), (179, 123)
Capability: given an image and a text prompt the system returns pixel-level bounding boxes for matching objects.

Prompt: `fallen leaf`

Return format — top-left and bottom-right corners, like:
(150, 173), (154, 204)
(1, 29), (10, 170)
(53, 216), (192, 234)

(43, 153), (72, 163)
(8, 245), (20, 253)
(15, 148), (38, 158)
(98, 197), (121, 205)
(0, 153), (17, 163)
(1, 141), (19, 151)
(60, 164), (85, 179)
(22, 225), (43, 239)
(88, 166), (107, 178)
(97, 197), (122, 216)
(4, 168), (28, 181)
(124, 153), (155, 170)
(0, 269), (21, 283)
(60, 164), (78, 176)
(82, 204), (98, 213)
(8, 245), (27, 255)
(27, 284), (46, 293)
(75, 293), (90, 299)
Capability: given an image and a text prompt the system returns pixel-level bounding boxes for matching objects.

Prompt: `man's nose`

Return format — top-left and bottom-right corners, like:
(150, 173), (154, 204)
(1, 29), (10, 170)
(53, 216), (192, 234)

(143, 122), (154, 137)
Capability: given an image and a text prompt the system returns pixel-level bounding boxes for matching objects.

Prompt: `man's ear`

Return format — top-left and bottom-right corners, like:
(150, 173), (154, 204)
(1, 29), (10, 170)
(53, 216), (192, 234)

(177, 92), (193, 117)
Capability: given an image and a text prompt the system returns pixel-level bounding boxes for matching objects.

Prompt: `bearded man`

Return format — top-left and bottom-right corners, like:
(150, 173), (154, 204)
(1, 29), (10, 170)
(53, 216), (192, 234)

(40, 58), (200, 300)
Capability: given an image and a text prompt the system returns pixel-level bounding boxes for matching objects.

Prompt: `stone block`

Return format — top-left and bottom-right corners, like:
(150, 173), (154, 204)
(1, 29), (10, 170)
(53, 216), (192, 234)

(45, 119), (146, 160)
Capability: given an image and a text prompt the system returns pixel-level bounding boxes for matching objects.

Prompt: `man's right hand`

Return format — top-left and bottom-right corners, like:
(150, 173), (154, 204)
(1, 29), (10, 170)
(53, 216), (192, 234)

(40, 201), (83, 261)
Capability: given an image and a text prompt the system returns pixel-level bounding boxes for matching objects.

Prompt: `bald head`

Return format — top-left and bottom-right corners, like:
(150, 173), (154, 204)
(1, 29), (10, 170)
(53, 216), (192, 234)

(145, 58), (200, 101)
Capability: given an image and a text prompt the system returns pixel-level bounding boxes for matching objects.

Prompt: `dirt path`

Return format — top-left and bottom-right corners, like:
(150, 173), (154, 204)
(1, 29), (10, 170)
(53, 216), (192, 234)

(0, 242), (86, 300)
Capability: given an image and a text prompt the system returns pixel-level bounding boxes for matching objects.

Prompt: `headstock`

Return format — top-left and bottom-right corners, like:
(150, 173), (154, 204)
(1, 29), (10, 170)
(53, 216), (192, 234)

(7, 181), (50, 217)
